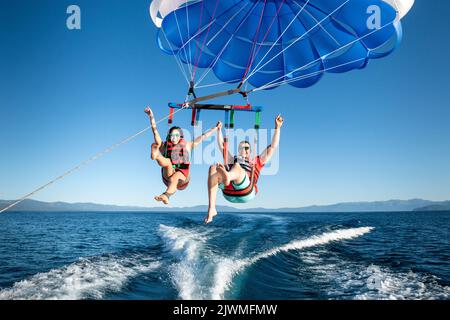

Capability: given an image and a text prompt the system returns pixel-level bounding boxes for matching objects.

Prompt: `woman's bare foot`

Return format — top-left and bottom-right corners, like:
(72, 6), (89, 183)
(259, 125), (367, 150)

(151, 143), (160, 160)
(216, 163), (231, 186)
(155, 193), (170, 205)
(204, 208), (218, 224)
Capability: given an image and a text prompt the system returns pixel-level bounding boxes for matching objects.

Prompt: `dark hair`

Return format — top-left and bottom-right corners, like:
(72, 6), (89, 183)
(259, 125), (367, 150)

(168, 126), (184, 138)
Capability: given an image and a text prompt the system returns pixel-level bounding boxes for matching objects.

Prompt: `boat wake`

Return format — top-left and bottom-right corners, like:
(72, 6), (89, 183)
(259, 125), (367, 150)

(158, 224), (373, 299)
(0, 253), (160, 300)
(299, 250), (450, 300)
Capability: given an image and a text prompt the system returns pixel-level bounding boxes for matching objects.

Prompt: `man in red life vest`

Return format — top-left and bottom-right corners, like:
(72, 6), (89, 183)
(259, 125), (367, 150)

(205, 114), (284, 224)
(145, 107), (219, 205)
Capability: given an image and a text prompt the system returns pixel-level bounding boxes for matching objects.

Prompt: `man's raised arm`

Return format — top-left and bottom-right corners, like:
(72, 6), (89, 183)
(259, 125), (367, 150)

(259, 114), (284, 164)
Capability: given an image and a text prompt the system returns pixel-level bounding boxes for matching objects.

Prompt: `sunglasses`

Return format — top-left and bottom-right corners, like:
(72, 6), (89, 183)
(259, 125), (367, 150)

(239, 146), (250, 151)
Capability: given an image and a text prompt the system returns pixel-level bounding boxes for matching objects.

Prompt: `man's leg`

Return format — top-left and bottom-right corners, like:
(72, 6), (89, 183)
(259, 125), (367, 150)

(205, 165), (222, 224)
(216, 162), (246, 187)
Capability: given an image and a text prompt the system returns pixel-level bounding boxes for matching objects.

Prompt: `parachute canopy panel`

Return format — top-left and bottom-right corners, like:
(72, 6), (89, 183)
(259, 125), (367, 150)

(150, 0), (414, 91)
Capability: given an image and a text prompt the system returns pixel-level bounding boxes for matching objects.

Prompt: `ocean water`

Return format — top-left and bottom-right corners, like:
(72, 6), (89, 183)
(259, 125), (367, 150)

(0, 211), (448, 300)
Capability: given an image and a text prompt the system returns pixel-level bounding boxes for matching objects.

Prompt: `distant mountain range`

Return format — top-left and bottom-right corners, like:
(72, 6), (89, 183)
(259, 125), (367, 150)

(1, 199), (450, 213)
(413, 202), (450, 212)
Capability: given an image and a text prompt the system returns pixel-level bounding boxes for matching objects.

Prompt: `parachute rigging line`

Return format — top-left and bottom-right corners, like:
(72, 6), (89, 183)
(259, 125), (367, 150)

(0, 104), (190, 214)
(242, 0), (351, 84)
(153, 0), (408, 101)
(252, 18), (398, 91)
(192, 0), (221, 80)
(194, 1), (258, 88)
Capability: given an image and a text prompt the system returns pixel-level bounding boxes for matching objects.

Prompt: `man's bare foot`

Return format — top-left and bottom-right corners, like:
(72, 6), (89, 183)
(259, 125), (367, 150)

(151, 143), (160, 160)
(155, 193), (170, 205)
(204, 208), (218, 224)
(216, 163), (231, 186)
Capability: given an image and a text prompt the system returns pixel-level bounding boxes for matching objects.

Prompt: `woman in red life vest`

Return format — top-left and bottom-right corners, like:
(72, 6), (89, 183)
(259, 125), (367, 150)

(205, 114), (284, 224)
(145, 107), (219, 205)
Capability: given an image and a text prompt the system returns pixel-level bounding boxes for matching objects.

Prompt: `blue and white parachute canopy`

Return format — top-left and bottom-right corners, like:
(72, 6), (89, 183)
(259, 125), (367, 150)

(150, 0), (414, 92)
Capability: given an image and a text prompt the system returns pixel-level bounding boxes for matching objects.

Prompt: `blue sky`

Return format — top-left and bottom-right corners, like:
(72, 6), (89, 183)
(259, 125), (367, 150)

(0, 0), (449, 209)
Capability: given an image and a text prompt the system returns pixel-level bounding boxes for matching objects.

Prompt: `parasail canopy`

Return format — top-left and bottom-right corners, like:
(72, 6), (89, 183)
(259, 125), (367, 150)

(150, 0), (414, 93)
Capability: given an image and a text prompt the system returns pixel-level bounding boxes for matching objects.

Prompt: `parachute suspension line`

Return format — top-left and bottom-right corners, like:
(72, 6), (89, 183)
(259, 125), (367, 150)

(251, 19), (396, 92)
(195, 1), (258, 88)
(243, 0), (312, 82)
(242, 0), (268, 81)
(195, 78), (243, 89)
(159, 26), (191, 86)
(0, 105), (190, 214)
(191, 0), (221, 81)
(173, 6), (195, 78)
(186, 0), (345, 104)
(185, 0), (193, 77)
(195, 2), (252, 87)
(178, 20), (216, 54)
(243, 0), (350, 85)
(176, 2), (244, 77)
(183, 0), (197, 78)
(183, 1), (261, 104)
(254, 57), (367, 91)
(190, 0), (206, 81)
(243, 0), (287, 80)
(297, 2), (341, 46)
(205, 2), (250, 47)
(244, 81), (250, 105)
(177, 5), (243, 88)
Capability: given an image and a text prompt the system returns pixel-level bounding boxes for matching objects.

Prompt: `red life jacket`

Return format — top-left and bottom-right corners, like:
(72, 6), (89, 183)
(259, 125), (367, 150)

(162, 139), (190, 169)
(222, 156), (262, 197)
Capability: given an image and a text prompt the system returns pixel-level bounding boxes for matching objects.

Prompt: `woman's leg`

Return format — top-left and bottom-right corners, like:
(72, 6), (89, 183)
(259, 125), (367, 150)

(150, 140), (176, 182)
(151, 143), (176, 203)
(151, 143), (172, 167)
(155, 171), (185, 205)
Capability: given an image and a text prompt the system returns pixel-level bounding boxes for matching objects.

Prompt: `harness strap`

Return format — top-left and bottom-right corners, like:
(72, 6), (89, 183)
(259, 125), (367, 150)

(168, 107), (174, 125)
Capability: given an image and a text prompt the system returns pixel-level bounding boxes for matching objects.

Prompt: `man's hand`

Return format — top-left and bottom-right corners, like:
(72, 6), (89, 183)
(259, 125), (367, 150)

(275, 114), (284, 129)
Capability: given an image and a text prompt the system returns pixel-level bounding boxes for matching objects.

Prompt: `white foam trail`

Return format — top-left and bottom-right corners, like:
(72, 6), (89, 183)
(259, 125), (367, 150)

(210, 227), (374, 300)
(0, 254), (160, 300)
(159, 225), (373, 300)
(158, 224), (212, 300)
(158, 224), (208, 261)
(210, 257), (248, 300)
(354, 266), (450, 300)
(252, 227), (374, 263)
(299, 253), (450, 300)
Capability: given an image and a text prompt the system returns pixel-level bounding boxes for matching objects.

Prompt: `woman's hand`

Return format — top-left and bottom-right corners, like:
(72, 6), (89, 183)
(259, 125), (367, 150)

(275, 114), (284, 129)
(145, 107), (157, 129)
(216, 121), (222, 131)
(144, 107), (154, 118)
